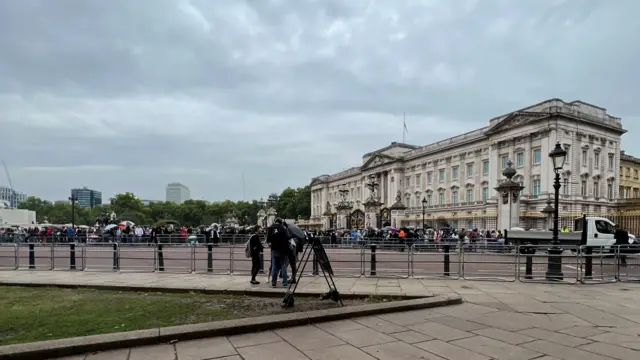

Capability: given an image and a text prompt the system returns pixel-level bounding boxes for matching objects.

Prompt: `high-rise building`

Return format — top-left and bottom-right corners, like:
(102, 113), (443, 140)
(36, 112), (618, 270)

(0, 186), (27, 208)
(166, 182), (190, 204)
(71, 187), (102, 208)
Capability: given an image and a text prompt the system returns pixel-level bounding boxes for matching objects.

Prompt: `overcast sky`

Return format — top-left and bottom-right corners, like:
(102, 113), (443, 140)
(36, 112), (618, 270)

(1, 0), (638, 203)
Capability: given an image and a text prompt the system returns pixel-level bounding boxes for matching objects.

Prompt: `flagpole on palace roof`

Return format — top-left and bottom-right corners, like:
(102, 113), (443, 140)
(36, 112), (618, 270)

(402, 112), (407, 143)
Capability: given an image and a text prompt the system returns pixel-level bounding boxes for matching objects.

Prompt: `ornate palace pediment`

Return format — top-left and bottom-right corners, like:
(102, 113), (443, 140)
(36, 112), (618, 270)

(361, 154), (399, 170)
(485, 111), (550, 135)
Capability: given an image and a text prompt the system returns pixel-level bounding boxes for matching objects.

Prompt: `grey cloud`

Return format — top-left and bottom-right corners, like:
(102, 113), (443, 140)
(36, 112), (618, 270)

(1, 0), (639, 201)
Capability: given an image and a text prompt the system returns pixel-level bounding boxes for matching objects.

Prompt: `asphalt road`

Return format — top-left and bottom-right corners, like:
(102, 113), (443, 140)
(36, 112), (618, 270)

(0, 243), (630, 281)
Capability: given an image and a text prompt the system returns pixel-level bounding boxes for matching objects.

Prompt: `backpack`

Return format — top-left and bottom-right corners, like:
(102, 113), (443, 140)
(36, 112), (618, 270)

(244, 237), (252, 258)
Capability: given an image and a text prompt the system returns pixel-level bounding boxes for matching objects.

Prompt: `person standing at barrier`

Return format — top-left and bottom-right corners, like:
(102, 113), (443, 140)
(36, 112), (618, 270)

(266, 218), (289, 288)
(614, 225), (629, 266)
(249, 226), (264, 284)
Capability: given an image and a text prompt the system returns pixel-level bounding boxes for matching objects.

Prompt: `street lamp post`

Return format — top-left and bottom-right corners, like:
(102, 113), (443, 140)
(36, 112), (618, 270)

(546, 142), (567, 280)
(421, 196), (428, 230)
(68, 193), (78, 239)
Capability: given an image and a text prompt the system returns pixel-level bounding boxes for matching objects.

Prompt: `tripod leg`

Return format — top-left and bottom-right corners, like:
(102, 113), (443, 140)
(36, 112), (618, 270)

(283, 243), (312, 309)
(319, 263), (344, 306)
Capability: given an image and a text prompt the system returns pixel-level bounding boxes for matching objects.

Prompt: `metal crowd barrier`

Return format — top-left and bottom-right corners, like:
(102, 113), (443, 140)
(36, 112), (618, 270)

(4, 240), (640, 284)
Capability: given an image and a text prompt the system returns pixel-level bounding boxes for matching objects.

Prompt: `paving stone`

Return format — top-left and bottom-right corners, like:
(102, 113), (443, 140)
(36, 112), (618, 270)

(451, 335), (542, 360)
(517, 328), (592, 347)
(129, 344), (175, 360)
(304, 344), (377, 360)
(175, 337), (237, 360)
(579, 341), (640, 360)
(522, 339), (615, 360)
(361, 341), (444, 360)
(414, 339), (490, 360)
(429, 316), (487, 331)
(472, 327), (536, 345)
(57, 356), (87, 360)
(408, 321), (474, 341)
(227, 331), (281, 348)
(587, 332), (640, 350)
(434, 303), (499, 319)
(558, 326), (605, 338)
(334, 327), (396, 348)
(276, 325), (344, 351)
(236, 341), (308, 360)
(469, 311), (536, 331)
(85, 349), (130, 360)
(353, 316), (408, 334)
(314, 319), (365, 333)
(388, 330), (434, 344)
(377, 308), (444, 326)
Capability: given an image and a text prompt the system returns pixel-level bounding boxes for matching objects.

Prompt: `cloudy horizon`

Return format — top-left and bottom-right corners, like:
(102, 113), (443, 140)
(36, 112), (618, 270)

(1, 0), (639, 203)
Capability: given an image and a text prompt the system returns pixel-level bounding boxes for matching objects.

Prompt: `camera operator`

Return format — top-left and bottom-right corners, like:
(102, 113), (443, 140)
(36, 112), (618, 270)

(266, 218), (290, 288)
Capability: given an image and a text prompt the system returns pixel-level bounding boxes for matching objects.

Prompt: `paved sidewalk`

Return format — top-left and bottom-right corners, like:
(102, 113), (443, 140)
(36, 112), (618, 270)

(2, 271), (640, 359)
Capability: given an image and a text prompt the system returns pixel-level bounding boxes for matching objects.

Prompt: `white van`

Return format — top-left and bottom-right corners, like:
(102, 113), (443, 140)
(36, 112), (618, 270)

(573, 216), (637, 250)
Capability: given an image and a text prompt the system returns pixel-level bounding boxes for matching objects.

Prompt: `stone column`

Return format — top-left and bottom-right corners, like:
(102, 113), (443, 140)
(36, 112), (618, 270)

(495, 161), (524, 231)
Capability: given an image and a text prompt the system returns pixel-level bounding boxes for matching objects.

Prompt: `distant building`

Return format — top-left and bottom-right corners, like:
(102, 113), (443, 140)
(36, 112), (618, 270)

(71, 187), (102, 208)
(141, 199), (161, 206)
(166, 182), (190, 204)
(0, 186), (27, 208)
(619, 151), (640, 199)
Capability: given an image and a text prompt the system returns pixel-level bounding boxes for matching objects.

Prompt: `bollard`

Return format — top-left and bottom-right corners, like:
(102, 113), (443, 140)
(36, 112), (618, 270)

(584, 246), (593, 279)
(258, 252), (265, 274)
(443, 243), (450, 276)
(207, 244), (213, 272)
(28, 243), (35, 269)
(69, 243), (76, 270)
(525, 248), (533, 280)
(112, 243), (119, 271)
(157, 244), (165, 272)
(370, 244), (377, 276)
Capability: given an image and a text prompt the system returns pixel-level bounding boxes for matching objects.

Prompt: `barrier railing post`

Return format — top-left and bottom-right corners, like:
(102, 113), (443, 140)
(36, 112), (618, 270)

(69, 243), (76, 270)
(443, 242), (450, 276)
(370, 244), (377, 276)
(157, 244), (165, 272)
(207, 244), (213, 272)
(584, 246), (593, 280)
(28, 243), (35, 269)
(259, 252), (265, 274)
(112, 243), (119, 271)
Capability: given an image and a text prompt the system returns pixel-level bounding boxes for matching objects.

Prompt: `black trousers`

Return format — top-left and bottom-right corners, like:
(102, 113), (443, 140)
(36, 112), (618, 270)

(288, 251), (297, 280)
(251, 254), (261, 280)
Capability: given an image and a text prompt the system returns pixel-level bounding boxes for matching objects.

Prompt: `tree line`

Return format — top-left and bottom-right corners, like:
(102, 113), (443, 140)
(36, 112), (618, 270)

(17, 186), (311, 227)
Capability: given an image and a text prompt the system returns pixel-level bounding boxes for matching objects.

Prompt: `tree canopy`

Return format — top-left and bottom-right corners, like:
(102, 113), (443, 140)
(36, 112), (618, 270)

(18, 186), (311, 227)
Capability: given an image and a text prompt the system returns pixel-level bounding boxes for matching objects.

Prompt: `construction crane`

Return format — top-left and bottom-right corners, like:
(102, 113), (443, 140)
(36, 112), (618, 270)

(1, 160), (15, 208)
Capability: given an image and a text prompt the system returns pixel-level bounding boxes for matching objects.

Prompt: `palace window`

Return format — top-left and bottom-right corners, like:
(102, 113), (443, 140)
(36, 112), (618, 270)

(466, 163), (473, 177)
(415, 173), (421, 186)
(532, 179), (540, 196)
(533, 149), (541, 164)
(482, 187), (489, 201)
(426, 194), (432, 205)
(581, 180), (587, 196)
(439, 169), (445, 182)
(594, 181), (599, 198)
(427, 172), (433, 184)
(452, 166), (459, 180)
(482, 161), (489, 175)
(501, 155), (509, 169)
(452, 190), (459, 205)
(438, 191), (445, 205)
(608, 183), (613, 199)
(563, 178), (569, 195)
(608, 153), (614, 170)
(466, 188), (473, 202)
(516, 152), (524, 167)
(582, 150), (588, 166)
(594, 152), (600, 168)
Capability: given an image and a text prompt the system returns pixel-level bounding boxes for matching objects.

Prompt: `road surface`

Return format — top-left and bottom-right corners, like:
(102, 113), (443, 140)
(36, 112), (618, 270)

(0, 243), (631, 281)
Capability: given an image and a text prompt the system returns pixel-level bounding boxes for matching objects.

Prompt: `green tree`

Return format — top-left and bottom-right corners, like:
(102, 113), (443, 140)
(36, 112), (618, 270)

(19, 186), (312, 227)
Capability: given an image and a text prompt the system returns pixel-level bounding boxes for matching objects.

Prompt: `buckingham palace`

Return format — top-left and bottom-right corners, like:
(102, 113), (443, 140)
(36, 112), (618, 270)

(309, 98), (626, 231)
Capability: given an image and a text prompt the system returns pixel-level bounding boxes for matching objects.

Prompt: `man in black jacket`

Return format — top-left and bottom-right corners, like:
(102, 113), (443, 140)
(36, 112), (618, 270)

(266, 218), (290, 288)
(249, 226), (264, 284)
(614, 226), (629, 266)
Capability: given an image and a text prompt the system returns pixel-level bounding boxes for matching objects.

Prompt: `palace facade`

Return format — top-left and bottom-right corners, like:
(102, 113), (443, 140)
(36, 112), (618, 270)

(309, 98), (626, 230)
